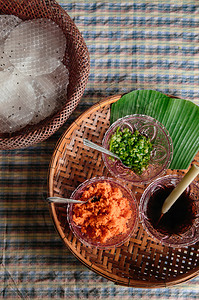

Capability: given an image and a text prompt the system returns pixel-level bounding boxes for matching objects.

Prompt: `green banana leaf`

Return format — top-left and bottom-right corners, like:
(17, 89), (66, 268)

(110, 90), (199, 170)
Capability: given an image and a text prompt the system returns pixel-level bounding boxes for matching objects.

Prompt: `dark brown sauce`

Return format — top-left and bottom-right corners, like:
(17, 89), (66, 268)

(146, 186), (197, 235)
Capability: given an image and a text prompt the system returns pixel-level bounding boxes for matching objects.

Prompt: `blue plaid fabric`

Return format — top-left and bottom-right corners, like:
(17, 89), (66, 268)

(62, 1), (199, 104)
(0, 1), (199, 299)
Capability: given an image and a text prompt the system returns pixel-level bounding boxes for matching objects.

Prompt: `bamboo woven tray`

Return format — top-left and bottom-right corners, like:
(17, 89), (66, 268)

(48, 95), (199, 288)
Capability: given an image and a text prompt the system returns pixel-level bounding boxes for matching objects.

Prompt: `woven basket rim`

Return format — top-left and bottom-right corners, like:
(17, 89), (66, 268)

(49, 201), (199, 288)
(0, 0), (90, 149)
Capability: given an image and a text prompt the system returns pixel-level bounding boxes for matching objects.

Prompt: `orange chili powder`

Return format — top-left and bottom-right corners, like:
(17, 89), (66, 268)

(72, 181), (132, 243)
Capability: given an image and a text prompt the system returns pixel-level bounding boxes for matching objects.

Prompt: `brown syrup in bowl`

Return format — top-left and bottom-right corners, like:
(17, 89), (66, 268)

(146, 186), (197, 235)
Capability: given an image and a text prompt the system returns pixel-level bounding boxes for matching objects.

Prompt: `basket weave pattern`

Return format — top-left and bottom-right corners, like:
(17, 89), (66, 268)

(48, 95), (199, 288)
(0, 0), (90, 149)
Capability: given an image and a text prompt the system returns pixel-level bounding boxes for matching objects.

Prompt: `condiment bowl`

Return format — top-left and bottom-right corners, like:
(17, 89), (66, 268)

(67, 176), (138, 249)
(102, 114), (173, 184)
(140, 175), (199, 248)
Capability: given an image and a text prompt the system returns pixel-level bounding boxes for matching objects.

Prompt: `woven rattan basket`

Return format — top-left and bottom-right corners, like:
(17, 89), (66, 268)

(0, 0), (90, 150)
(48, 94), (199, 288)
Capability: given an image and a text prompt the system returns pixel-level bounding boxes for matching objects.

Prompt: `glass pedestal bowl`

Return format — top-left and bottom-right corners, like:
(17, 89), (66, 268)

(140, 175), (199, 248)
(67, 176), (138, 249)
(102, 114), (173, 184)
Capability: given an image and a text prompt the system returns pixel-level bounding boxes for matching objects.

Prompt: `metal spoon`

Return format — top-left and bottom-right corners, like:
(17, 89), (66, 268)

(83, 138), (129, 167)
(46, 197), (87, 204)
(46, 195), (100, 204)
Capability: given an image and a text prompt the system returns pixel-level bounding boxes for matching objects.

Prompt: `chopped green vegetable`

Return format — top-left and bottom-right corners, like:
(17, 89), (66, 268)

(109, 127), (153, 175)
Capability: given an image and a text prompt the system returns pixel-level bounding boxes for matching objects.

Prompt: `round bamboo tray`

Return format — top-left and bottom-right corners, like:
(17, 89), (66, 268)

(0, 0), (90, 149)
(48, 95), (199, 288)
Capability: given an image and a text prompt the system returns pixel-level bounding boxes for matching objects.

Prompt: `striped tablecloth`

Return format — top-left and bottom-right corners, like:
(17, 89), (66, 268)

(0, 1), (199, 299)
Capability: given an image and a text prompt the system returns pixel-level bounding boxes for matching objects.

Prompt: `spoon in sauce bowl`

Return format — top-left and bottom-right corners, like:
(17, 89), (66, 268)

(157, 164), (199, 225)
